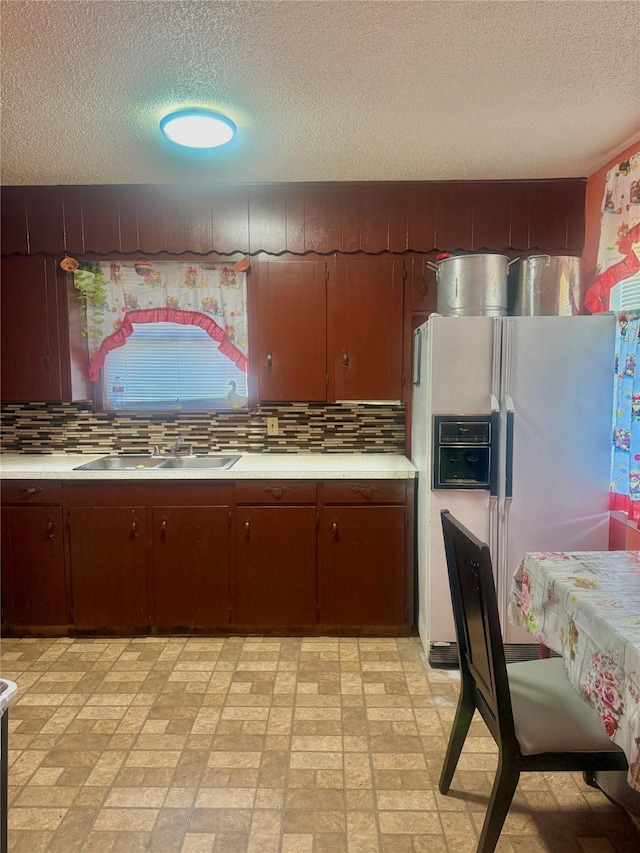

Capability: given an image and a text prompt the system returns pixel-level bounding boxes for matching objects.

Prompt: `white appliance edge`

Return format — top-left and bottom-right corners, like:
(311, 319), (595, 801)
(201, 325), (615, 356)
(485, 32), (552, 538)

(411, 314), (616, 659)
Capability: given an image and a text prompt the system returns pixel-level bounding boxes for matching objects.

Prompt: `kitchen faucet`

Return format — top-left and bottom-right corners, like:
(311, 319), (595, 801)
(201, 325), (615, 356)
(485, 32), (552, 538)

(168, 436), (184, 455)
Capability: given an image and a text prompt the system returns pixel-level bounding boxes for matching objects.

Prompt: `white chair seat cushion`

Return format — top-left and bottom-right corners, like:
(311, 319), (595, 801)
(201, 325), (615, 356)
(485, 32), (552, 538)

(507, 658), (625, 757)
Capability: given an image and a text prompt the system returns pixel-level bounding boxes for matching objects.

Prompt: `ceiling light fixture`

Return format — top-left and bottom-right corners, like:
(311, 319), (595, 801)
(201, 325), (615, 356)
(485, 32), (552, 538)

(159, 108), (237, 149)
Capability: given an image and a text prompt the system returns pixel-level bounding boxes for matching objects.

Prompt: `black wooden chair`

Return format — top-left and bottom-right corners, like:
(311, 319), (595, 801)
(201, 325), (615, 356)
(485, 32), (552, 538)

(439, 510), (628, 853)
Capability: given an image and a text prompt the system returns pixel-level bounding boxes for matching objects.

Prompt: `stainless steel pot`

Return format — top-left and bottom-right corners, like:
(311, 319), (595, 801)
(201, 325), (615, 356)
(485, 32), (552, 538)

(513, 255), (581, 316)
(427, 254), (517, 317)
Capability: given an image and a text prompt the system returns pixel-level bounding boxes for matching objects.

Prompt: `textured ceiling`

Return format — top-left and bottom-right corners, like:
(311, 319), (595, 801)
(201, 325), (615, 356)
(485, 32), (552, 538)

(1, 0), (639, 186)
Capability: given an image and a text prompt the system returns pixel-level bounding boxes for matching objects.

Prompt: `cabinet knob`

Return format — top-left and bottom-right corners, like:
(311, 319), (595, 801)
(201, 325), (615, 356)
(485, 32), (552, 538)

(332, 518), (339, 539)
(244, 517), (250, 539)
(264, 486), (289, 499)
(21, 487), (44, 497)
(352, 486), (378, 501)
(267, 351), (273, 369)
(342, 349), (349, 368)
(46, 519), (54, 540)
(160, 517), (168, 537)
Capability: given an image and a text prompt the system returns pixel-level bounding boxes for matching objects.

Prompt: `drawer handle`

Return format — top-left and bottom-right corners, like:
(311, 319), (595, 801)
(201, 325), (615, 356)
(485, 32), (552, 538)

(130, 517), (138, 537)
(332, 518), (339, 539)
(46, 519), (54, 540)
(267, 351), (273, 369)
(342, 349), (349, 368)
(160, 516), (168, 537)
(244, 517), (250, 539)
(352, 486), (378, 501)
(21, 487), (44, 496)
(264, 486), (289, 499)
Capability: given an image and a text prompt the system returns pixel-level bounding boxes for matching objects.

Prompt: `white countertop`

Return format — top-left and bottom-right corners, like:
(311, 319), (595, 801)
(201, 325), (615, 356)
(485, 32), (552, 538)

(0, 452), (417, 480)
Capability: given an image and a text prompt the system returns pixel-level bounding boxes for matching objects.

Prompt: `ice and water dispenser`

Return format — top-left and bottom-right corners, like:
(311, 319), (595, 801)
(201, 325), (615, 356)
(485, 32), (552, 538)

(432, 415), (497, 492)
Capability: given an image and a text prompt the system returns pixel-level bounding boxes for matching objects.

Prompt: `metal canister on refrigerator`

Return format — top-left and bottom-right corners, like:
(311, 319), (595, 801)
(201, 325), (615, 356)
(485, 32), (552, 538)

(512, 255), (581, 316)
(429, 254), (517, 318)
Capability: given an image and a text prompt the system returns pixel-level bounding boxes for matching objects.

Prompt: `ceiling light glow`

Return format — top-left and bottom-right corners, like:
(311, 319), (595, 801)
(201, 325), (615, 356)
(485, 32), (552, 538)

(160, 109), (237, 149)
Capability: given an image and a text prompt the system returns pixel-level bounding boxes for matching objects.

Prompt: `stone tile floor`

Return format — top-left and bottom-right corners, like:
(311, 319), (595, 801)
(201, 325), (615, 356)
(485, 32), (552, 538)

(1, 635), (639, 852)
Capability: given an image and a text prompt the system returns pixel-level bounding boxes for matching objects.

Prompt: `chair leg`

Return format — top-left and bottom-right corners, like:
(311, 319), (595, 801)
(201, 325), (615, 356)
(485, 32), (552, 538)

(439, 682), (475, 794)
(477, 754), (520, 853)
(583, 770), (598, 789)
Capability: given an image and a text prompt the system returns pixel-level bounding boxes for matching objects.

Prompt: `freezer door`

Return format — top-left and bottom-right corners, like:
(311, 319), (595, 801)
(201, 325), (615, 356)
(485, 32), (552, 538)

(498, 315), (616, 643)
(412, 316), (499, 653)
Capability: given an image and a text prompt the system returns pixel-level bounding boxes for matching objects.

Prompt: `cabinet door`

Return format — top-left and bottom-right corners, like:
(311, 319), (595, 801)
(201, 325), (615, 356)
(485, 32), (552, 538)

(256, 260), (327, 401)
(319, 506), (405, 628)
(1, 506), (66, 627)
(329, 257), (404, 401)
(69, 507), (147, 630)
(235, 506), (317, 628)
(0, 256), (63, 402)
(152, 506), (230, 629)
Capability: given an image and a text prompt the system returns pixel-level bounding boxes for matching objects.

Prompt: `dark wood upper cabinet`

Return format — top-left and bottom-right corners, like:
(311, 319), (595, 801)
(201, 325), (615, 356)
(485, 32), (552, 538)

(81, 185), (122, 253)
(358, 184), (408, 253)
(249, 186), (287, 254)
(434, 183), (474, 252)
(255, 259), (328, 402)
(1, 186), (28, 254)
(406, 184), (437, 252)
(471, 182), (514, 251)
(328, 257), (404, 401)
(24, 187), (66, 255)
(0, 179), (586, 257)
(211, 185), (250, 254)
(303, 185), (346, 253)
(0, 256), (65, 402)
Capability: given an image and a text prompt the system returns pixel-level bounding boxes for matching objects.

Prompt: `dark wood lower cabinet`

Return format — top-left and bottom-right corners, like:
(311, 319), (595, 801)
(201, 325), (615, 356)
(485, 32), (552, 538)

(1, 506), (67, 628)
(153, 506), (230, 629)
(68, 507), (147, 631)
(235, 506), (317, 629)
(2, 477), (413, 636)
(318, 505), (406, 629)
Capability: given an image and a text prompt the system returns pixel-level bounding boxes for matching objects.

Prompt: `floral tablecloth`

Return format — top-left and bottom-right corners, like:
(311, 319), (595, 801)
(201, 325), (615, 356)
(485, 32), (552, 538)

(509, 551), (640, 791)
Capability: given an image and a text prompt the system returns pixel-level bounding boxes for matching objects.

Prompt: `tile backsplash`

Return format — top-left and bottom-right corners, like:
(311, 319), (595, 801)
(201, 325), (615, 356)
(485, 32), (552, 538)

(1, 402), (407, 455)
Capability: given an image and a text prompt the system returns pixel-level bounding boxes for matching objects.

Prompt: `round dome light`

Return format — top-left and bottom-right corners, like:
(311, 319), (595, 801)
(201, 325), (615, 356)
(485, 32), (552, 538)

(159, 109), (237, 149)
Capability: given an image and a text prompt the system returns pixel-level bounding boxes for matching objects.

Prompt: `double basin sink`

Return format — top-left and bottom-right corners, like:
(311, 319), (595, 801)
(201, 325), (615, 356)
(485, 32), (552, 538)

(74, 454), (240, 472)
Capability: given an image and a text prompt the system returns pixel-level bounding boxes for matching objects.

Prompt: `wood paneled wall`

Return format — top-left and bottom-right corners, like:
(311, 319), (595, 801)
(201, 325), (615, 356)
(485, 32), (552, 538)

(1, 180), (585, 258)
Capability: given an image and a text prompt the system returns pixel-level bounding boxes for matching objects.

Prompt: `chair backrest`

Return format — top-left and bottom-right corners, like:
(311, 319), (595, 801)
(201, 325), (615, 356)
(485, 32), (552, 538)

(440, 510), (517, 749)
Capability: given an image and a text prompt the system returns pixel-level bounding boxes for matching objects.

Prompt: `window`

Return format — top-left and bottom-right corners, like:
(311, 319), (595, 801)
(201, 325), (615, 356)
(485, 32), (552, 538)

(609, 271), (640, 312)
(102, 322), (248, 411)
(74, 259), (249, 412)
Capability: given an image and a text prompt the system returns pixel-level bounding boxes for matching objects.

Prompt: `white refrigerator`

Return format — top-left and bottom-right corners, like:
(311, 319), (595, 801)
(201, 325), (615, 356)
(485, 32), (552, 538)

(411, 314), (616, 665)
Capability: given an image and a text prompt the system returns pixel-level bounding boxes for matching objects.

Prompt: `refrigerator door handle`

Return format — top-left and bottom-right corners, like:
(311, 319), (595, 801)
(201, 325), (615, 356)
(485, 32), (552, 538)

(489, 495), (498, 567)
(499, 492), (513, 634)
(490, 395), (499, 497)
(505, 396), (515, 499)
(413, 328), (422, 386)
(491, 317), (501, 401)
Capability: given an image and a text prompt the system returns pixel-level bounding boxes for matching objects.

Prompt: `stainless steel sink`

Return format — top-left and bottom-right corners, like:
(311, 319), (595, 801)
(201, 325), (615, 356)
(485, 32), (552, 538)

(74, 455), (168, 471)
(157, 455), (240, 470)
(73, 454), (240, 471)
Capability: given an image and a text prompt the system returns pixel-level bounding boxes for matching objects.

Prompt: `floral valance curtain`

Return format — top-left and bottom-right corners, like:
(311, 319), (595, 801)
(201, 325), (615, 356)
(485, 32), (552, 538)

(611, 312), (640, 518)
(585, 151), (640, 313)
(74, 260), (248, 381)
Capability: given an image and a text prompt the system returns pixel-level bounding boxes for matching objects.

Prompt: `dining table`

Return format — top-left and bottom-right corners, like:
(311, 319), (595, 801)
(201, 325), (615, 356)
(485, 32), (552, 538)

(509, 549), (640, 800)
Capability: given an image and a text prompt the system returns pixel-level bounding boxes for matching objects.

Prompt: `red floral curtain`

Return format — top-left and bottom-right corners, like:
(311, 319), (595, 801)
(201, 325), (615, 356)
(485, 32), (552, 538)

(585, 151), (640, 313)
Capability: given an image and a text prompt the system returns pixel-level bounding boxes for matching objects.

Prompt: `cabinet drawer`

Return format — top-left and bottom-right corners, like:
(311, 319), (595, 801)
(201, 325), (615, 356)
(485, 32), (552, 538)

(1, 480), (62, 505)
(323, 480), (406, 504)
(235, 481), (316, 504)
